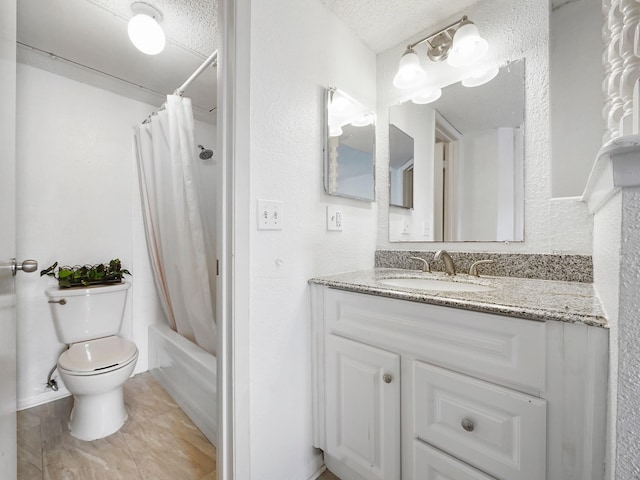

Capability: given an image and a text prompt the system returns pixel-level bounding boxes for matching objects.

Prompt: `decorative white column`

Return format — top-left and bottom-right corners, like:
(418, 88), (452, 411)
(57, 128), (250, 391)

(606, 0), (624, 140)
(618, 0), (640, 134)
(603, 0), (615, 143)
(603, 0), (640, 139)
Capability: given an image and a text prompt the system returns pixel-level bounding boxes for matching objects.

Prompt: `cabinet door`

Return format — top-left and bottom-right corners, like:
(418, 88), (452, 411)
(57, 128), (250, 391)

(326, 334), (400, 480)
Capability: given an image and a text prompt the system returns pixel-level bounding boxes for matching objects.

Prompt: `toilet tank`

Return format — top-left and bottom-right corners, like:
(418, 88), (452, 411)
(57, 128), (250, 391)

(45, 281), (131, 344)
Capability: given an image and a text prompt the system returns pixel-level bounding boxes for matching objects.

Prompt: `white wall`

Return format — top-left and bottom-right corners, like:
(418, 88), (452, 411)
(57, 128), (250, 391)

(376, 0), (593, 254)
(389, 101), (435, 241)
(550, 0), (603, 197)
(15, 64), (217, 409)
(239, 0), (377, 478)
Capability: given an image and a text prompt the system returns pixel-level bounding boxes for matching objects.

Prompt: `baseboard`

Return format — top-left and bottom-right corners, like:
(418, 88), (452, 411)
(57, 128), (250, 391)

(18, 387), (71, 411)
(304, 456), (327, 480)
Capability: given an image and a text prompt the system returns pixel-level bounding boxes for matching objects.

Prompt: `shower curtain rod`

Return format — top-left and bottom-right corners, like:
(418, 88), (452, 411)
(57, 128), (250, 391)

(174, 50), (218, 97)
(142, 50), (217, 124)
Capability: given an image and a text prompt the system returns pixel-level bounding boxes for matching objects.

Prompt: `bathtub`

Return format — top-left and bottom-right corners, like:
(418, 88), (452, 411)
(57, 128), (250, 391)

(148, 323), (217, 446)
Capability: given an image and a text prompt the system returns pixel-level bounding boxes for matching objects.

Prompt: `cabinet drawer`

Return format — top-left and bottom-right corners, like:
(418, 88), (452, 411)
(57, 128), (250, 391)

(414, 441), (496, 480)
(325, 289), (545, 392)
(413, 361), (546, 480)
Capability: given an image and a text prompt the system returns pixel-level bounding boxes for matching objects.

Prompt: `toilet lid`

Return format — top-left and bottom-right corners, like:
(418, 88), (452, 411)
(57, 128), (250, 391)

(58, 336), (138, 373)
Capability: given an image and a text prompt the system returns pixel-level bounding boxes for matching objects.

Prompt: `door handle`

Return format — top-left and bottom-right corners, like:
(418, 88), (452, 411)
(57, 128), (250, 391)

(0, 258), (39, 276)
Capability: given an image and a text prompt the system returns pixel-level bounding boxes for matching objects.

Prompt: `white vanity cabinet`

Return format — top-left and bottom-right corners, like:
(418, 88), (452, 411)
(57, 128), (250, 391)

(310, 286), (608, 480)
(325, 335), (400, 480)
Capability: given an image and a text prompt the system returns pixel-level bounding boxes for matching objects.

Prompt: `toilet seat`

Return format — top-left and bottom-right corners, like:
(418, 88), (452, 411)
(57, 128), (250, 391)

(58, 336), (138, 376)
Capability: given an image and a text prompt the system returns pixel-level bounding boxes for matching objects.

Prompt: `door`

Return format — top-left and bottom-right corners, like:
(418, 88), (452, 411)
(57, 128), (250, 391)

(0, 1), (17, 478)
(325, 334), (400, 480)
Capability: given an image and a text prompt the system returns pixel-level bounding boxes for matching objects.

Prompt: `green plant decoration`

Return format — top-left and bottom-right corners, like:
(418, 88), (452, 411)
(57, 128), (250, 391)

(40, 259), (132, 288)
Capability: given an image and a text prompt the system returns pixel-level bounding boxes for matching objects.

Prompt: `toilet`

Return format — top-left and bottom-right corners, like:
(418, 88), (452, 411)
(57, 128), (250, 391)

(45, 281), (138, 441)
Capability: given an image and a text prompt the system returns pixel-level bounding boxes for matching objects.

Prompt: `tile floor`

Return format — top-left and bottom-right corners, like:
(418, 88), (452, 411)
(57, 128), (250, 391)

(17, 372), (216, 480)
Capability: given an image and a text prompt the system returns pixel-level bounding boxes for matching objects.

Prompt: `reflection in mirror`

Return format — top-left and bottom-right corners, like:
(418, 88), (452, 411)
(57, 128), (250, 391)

(324, 88), (375, 201)
(388, 59), (525, 242)
(389, 125), (414, 208)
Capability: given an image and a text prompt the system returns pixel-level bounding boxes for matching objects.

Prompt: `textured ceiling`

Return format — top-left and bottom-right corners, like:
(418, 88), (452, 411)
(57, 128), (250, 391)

(17, 0), (492, 119)
(320, 0), (483, 53)
(17, 0), (217, 119)
(87, 0), (217, 56)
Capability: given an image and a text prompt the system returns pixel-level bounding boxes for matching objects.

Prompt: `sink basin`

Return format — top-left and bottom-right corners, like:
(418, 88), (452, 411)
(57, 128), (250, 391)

(379, 277), (495, 293)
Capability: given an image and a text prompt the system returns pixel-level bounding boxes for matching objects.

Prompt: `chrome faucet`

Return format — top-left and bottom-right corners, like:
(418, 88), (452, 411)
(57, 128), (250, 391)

(469, 259), (495, 277)
(434, 250), (455, 275)
(409, 256), (430, 273)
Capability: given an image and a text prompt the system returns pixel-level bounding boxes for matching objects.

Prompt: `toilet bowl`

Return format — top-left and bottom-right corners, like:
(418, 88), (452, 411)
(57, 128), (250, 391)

(58, 336), (138, 440)
(46, 281), (138, 441)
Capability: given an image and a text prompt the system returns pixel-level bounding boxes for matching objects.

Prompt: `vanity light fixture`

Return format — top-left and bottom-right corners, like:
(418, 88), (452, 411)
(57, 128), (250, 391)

(393, 15), (488, 90)
(328, 88), (373, 136)
(393, 47), (427, 89)
(351, 113), (375, 127)
(411, 86), (442, 105)
(128, 2), (166, 55)
(462, 65), (499, 87)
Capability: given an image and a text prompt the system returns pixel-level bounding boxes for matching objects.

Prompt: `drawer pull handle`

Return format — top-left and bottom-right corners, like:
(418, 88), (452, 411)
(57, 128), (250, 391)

(382, 373), (393, 384)
(461, 418), (475, 432)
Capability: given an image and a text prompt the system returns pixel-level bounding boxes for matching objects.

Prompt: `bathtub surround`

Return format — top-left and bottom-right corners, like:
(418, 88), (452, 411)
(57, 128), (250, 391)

(149, 323), (217, 446)
(15, 63), (216, 410)
(375, 250), (594, 283)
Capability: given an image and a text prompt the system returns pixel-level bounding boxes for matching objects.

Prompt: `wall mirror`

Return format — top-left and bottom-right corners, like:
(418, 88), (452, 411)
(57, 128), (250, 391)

(388, 59), (525, 242)
(324, 88), (375, 201)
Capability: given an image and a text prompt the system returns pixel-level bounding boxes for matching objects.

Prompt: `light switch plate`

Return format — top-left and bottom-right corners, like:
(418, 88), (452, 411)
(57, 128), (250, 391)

(257, 199), (283, 230)
(327, 205), (343, 231)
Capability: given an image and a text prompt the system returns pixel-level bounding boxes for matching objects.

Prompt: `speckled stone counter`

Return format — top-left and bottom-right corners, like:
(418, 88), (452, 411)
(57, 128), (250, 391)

(309, 268), (607, 328)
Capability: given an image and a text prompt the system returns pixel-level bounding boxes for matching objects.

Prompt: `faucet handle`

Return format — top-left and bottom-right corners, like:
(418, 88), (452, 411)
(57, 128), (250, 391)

(469, 259), (495, 277)
(409, 256), (430, 273)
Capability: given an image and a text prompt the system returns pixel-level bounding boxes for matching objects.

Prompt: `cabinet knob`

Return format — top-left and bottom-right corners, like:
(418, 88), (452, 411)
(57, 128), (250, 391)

(461, 418), (475, 432)
(382, 373), (393, 384)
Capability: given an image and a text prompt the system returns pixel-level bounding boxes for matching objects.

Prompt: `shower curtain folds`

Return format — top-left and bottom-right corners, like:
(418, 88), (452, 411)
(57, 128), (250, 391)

(134, 95), (217, 355)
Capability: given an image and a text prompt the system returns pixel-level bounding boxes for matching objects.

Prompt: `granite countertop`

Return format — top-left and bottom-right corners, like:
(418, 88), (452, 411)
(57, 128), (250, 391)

(309, 268), (608, 328)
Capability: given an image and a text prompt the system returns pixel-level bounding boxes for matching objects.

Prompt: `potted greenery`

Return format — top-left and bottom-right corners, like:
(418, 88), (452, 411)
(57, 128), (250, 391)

(40, 259), (131, 288)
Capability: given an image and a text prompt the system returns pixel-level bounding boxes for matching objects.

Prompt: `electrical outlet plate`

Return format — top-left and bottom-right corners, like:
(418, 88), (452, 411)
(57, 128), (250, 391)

(327, 205), (343, 231)
(257, 199), (283, 230)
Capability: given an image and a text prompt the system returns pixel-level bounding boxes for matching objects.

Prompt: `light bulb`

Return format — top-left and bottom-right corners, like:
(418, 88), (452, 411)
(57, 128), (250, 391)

(448, 21), (488, 67)
(393, 49), (426, 89)
(351, 113), (374, 127)
(329, 124), (343, 137)
(462, 66), (500, 87)
(411, 87), (442, 105)
(128, 13), (166, 55)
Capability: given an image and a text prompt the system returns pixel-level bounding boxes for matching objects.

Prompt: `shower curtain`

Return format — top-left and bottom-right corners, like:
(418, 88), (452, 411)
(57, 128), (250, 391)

(133, 95), (217, 355)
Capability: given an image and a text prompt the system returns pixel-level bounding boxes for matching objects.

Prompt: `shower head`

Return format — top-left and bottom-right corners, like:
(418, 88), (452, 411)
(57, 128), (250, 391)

(198, 144), (214, 160)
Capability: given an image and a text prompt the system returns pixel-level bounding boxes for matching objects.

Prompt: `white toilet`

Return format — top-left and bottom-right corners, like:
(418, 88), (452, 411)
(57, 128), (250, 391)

(46, 281), (138, 441)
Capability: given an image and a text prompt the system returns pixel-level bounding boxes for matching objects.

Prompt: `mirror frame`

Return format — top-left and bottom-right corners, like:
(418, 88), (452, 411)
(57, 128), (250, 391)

(323, 87), (376, 202)
(387, 59), (525, 243)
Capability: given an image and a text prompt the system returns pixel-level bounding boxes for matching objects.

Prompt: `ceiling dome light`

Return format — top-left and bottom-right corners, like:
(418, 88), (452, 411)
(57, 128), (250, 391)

(411, 87), (442, 105)
(462, 65), (500, 87)
(393, 48), (426, 89)
(448, 20), (488, 67)
(128, 2), (166, 55)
